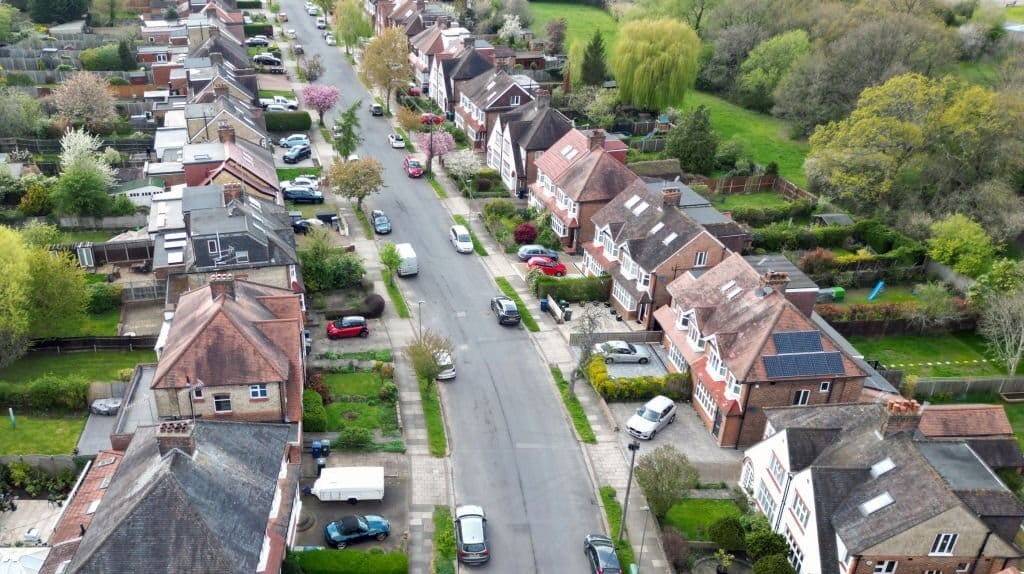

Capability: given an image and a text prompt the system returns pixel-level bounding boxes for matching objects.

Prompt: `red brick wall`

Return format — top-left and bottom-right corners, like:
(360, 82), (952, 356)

(735, 376), (865, 447)
(851, 555), (1019, 574)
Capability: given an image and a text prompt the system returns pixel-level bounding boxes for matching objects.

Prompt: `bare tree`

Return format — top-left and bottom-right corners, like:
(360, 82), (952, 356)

(980, 290), (1024, 376)
(571, 302), (606, 397)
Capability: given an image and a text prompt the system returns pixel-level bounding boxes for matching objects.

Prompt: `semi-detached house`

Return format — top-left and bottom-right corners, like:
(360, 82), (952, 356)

(485, 91), (572, 196)
(454, 68), (534, 150)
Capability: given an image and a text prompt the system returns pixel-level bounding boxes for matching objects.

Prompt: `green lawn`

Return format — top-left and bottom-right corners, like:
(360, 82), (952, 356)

(259, 89), (295, 99)
(847, 332), (1004, 378)
(1002, 403), (1024, 448)
(1007, 5), (1024, 22)
(276, 167), (322, 181)
(712, 191), (791, 211)
(682, 91), (810, 188)
(599, 487), (635, 570)
(664, 498), (741, 540)
(325, 401), (382, 432)
(837, 285), (918, 306)
(0, 415), (87, 455)
(382, 270), (411, 318)
(284, 201), (325, 219)
(66, 309), (122, 337)
(61, 230), (116, 244)
(0, 351), (155, 384)
(420, 377), (447, 457)
(325, 370), (382, 397)
(530, 2), (619, 53)
(955, 58), (1003, 88)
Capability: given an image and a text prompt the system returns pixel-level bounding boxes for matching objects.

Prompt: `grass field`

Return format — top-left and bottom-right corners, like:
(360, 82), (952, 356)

(837, 285), (918, 306)
(325, 370), (382, 397)
(1007, 5), (1024, 22)
(955, 58), (1003, 88)
(61, 230), (116, 243)
(529, 1), (619, 52)
(0, 415), (87, 455)
(711, 191), (791, 211)
(848, 332), (1004, 378)
(682, 91), (809, 187)
(0, 351), (155, 384)
(325, 401), (382, 432)
(664, 498), (741, 540)
(67, 308), (122, 337)
(276, 167), (322, 181)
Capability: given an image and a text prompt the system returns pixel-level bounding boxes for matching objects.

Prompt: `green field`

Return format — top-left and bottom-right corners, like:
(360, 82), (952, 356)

(325, 370), (383, 397)
(67, 309), (122, 337)
(0, 351), (155, 384)
(848, 332), (1004, 378)
(954, 59), (1003, 88)
(1007, 5), (1024, 22)
(837, 285), (918, 306)
(0, 415), (87, 455)
(529, 1), (619, 52)
(664, 498), (741, 540)
(712, 191), (791, 211)
(61, 230), (117, 244)
(683, 91), (810, 187)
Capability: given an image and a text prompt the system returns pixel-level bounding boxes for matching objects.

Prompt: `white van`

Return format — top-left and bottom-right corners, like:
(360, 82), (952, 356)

(310, 466), (385, 503)
(449, 224), (473, 254)
(396, 242), (418, 277)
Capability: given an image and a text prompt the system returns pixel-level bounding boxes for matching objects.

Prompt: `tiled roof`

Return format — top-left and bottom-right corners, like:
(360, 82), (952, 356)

(459, 69), (532, 110)
(411, 25), (444, 54)
(555, 147), (640, 203)
(216, 138), (279, 191)
(918, 404), (1014, 437)
(534, 129), (591, 180)
(441, 46), (493, 100)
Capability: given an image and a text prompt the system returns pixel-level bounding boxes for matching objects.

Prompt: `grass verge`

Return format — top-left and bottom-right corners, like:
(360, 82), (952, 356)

(396, 127), (411, 151)
(0, 350), (155, 384)
(433, 506), (457, 574)
(381, 270), (410, 318)
(420, 377), (448, 457)
(353, 208), (374, 238)
(452, 215), (488, 256)
(426, 172), (448, 199)
(320, 349), (393, 362)
(530, 2), (619, 52)
(495, 277), (539, 332)
(664, 498), (741, 540)
(258, 89), (295, 99)
(550, 366), (597, 443)
(599, 486), (636, 570)
(0, 415), (87, 455)
(276, 166), (322, 181)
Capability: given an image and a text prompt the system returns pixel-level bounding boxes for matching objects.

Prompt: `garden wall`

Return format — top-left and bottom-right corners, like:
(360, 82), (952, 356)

(56, 215), (148, 229)
(28, 336), (158, 354)
(568, 331), (664, 346)
(684, 174), (817, 202)
(0, 455), (78, 474)
(1, 138), (153, 156)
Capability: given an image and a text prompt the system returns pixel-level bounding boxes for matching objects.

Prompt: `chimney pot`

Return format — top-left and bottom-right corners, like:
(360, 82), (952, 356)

(217, 123), (235, 143)
(209, 273), (237, 300)
(588, 129), (606, 151)
(155, 420), (196, 456)
(463, 36), (474, 49)
(661, 185), (681, 208)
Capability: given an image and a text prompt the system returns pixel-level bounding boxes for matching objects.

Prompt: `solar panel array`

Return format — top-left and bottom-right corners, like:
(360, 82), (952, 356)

(772, 331), (823, 354)
(763, 352), (845, 378)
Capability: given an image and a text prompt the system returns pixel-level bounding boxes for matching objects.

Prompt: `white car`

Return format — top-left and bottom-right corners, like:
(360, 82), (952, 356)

(449, 224), (473, 254)
(265, 103), (289, 112)
(387, 133), (405, 148)
(307, 5), (318, 15)
(325, 34), (337, 46)
(626, 395), (677, 440)
(281, 176), (320, 190)
(347, 153), (360, 161)
(286, 28), (297, 38)
(316, 17), (327, 28)
(593, 340), (651, 364)
(436, 350), (456, 380)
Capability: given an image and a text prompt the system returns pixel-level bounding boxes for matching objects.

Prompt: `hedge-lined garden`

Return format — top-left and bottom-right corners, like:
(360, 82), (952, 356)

(481, 199), (560, 253)
(529, 274), (611, 302)
(284, 549), (408, 574)
(585, 356), (691, 402)
(266, 111), (313, 133)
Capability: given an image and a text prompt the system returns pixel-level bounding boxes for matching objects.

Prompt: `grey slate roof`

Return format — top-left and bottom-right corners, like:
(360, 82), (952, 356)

(67, 421), (291, 574)
(459, 69), (532, 111)
(499, 98), (572, 177)
(743, 254), (818, 291)
(441, 47), (494, 104)
(965, 438), (1024, 469)
(785, 427), (841, 471)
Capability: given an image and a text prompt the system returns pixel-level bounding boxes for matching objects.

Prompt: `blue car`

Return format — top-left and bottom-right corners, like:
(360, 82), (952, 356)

(324, 514), (391, 549)
(372, 210), (392, 234)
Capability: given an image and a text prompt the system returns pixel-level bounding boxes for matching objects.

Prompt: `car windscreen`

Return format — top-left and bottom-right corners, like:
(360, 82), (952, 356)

(638, 407), (660, 422)
(407, 159), (421, 167)
(457, 233), (471, 242)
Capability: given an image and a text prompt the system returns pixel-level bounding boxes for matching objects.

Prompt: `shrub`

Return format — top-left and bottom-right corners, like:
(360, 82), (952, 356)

(118, 368), (134, 382)
(79, 45), (124, 71)
(662, 527), (690, 571)
(236, 0), (261, 7)
(998, 468), (1023, 494)
(338, 427), (371, 448)
(798, 247), (836, 275)
(86, 282), (122, 314)
(265, 111), (312, 132)
(2, 375), (91, 411)
(812, 224), (854, 248)
(586, 356), (679, 401)
(303, 389), (328, 432)
(514, 222), (537, 244)
(532, 275), (611, 302)
(483, 198), (516, 220)
(243, 23), (274, 36)
(5, 73), (33, 86)
(664, 372), (691, 401)
(754, 554), (797, 574)
(746, 529), (788, 560)
(291, 549), (409, 574)
(707, 516), (745, 551)
(378, 382), (397, 402)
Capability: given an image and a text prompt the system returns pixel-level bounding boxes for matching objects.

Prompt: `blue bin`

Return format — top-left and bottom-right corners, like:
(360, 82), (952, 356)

(311, 440), (322, 458)
(540, 299), (549, 312)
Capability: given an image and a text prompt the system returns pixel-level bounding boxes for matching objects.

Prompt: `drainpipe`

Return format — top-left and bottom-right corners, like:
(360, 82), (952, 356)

(969, 531), (992, 574)
(773, 471), (793, 532)
(734, 383), (754, 449)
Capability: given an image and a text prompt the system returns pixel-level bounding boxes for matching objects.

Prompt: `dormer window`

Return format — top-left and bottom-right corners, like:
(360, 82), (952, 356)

(510, 95), (520, 105)
(726, 372), (741, 396)
(687, 321), (703, 351)
(638, 273), (651, 289)
(675, 309), (690, 331)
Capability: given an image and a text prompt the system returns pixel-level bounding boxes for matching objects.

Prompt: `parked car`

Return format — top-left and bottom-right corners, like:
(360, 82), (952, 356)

(281, 176), (319, 190)
(403, 156), (423, 177)
(449, 224), (473, 254)
(347, 154), (360, 162)
(454, 505), (489, 564)
(420, 112), (444, 125)
(245, 35), (269, 46)
(527, 256), (566, 277)
(283, 144), (311, 164)
(584, 534), (621, 574)
(307, 5), (318, 14)
(292, 219), (311, 234)
(516, 244), (559, 261)
(294, 43), (304, 54)
(323, 514), (391, 549)
(593, 341), (651, 364)
(327, 316), (369, 339)
(372, 210), (392, 234)
(253, 53), (282, 66)
(283, 185), (323, 203)
(406, 83), (422, 96)
(435, 350), (456, 380)
(625, 395), (677, 440)
(387, 133), (405, 148)
(370, 103), (384, 116)
(325, 33), (336, 45)
(265, 103), (289, 112)
(278, 134), (310, 148)
(278, 11), (288, 21)
(490, 295), (520, 325)
(286, 28), (297, 38)
(316, 16), (326, 28)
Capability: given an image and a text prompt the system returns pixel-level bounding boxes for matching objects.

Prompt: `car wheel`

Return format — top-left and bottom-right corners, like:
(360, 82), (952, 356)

(639, 357), (649, 364)
(669, 413), (676, 424)
(336, 541), (347, 549)
(649, 430), (656, 440)
(375, 533), (388, 541)
(360, 331), (369, 338)
(605, 357), (614, 364)
(555, 272), (564, 277)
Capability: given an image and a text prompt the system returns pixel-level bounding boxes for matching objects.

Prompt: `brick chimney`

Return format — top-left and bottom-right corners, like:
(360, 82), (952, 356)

(661, 185), (681, 208)
(222, 182), (243, 204)
(209, 25), (220, 38)
(415, 0), (425, 11)
(881, 398), (922, 436)
(217, 122), (235, 143)
(208, 273), (236, 300)
(156, 421), (196, 456)
(463, 36), (474, 49)
(536, 89), (550, 108)
(759, 270), (790, 291)
(588, 129), (605, 151)
(210, 51), (223, 66)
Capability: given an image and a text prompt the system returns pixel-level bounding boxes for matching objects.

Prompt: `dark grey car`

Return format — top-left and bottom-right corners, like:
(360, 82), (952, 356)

(584, 534), (621, 574)
(517, 244), (559, 261)
(490, 295), (520, 325)
(455, 505), (489, 564)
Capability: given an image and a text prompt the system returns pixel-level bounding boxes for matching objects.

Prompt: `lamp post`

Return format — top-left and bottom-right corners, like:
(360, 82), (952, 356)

(416, 300), (426, 339)
(184, 378), (204, 423)
(618, 439), (641, 542)
(636, 506), (652, 571)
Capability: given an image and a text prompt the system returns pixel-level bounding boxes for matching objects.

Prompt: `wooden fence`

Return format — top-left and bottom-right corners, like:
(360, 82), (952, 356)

(0, 137), (153, 156)
(913, 377), (1024, 398)
(684, 174), (818, 203)
(568, 331), (664, 347)
(824, 317), (978, 338)
(27, 336), (158, 354)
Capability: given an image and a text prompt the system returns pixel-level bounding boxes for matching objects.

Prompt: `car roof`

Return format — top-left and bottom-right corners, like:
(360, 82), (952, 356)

(451, 224), (469, 234)
(455, 506), (486, 542)
(455, 504), (485, 519)
(341, 315), (366, 323)
(527, 256), (554, 264)
(645, 395), (673, 410)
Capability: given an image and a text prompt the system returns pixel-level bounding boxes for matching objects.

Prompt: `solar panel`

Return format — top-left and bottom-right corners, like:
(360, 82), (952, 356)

(773, 331), (824, 354)
(762, 352), (845, 378)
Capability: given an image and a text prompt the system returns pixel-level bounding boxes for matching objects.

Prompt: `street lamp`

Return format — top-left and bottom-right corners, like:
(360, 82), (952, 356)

(416, 300), (426, 339)
(184, 377), (204, 423)
(636, 506), (652, 571)
(618, 439), (641, 542)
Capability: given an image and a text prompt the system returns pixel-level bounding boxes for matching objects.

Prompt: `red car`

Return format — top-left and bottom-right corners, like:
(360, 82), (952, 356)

(527, 256), (567, 277)
(421, 113), (444, 125)
(403, 156), (424, 177)
(327, 316), (369, 339)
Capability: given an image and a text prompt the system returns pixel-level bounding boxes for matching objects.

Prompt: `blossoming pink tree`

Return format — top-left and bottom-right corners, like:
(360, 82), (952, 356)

(302, 85), (341, 126)
(413, 130), (456, 174)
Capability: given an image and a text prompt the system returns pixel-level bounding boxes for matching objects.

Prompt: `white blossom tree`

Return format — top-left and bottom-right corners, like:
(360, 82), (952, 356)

(498, 14), (523, 44)
(60, 128), (114, 187)
(444, 149), (482, 193)
(980, 290), (1024, 376)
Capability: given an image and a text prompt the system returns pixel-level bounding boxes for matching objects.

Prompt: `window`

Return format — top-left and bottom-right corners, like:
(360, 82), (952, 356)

(193, 387), (203, 399)
(756, 480), (777, 522)
(510, 95), (520, 105)
(612, 281), (636, 311)
(793, 390), (810, 405)
(694, 251), (709, 267)
(820, 381), (831, 392)
(156, 53), (167, 62)
(86, 500), (100, 515)
(785, 527), (804, 572)
(214, 394), (232, 413)
(769, 453), (786, 487)
(249, 384), (268, 399)
(551, 216), (568, 238)
(638, 273), (651, 288)
(740, 461), (754, 493)
(956, 564), (970, 573)
(791, 496), (810, 528)
(726, 373), (741, 397)
(694, 378), (717, 419)
(687, 321), (704, 351)
(931, 533), (959, 556)
(675, 311), (690, 331)
(668, 342), (687, 372)
(236, 250), (249, 263)
(874, 561), (898, 574)
(207, 239), (218, 254)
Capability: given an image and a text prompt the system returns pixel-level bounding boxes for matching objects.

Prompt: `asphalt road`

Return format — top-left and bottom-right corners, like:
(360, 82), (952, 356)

(281, 6), (604, 570)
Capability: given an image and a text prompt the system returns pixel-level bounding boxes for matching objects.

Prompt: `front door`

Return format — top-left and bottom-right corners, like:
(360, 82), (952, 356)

(712, 408), (723, 437)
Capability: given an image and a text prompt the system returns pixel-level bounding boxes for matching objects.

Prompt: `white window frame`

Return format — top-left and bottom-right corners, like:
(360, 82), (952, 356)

(213, 394), (232, 413)
(611, 281), (636, 311)
(550, 216), (568, 238)
(638, 273), (651, 289)
(769, 453), (786, 487)
(668, 341), (687, 372)
(207, 239), (218, 254)
(740, 461), (755, 493)
(930, 533), (958, 556)
(687, 322), (704, 351)
(756, 479), (777, 523)
(193, 387), (203, 399)
(236, 250), (249, 263)
(510, 95), (520, 105)
(249, 384), (268, 399)
(156, 53), (167, 62)
(874, 561), (898, 574)
(956, 564), (970, 573)
(791, 495), (810, 528)
(694, 378), (717, 419)
(726, 372), (741, 397)
(785, 527), (804, 573)
(794, 390), (810, 406)
(694, 250), (708, 267)
(820, 381), (831, 392)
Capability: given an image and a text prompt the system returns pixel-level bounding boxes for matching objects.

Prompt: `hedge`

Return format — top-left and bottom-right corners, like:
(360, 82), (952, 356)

(289, 549), (408, 574)
(728, 199), (814, 227)
(0, 375), (89, 411)
(236, 0), (261, 7)
(244, 23), (274, 36)
(266, 111), (313, 132)
(585, 356), (691, 402)
(303, 390), (327, 432)
(531, 274), (611, 302)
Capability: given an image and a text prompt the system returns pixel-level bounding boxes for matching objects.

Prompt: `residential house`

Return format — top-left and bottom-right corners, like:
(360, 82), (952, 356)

(409, 25), (469, 94)
(430, 41), (495, 116)
(151, 274), (304, 423)
(486, 91), (572, 195)
(528, 128), (631, 253)
(583, 182), (732, 328)
(181, 125), (279, 198)
(918, 404), (1024, 472)
(191, 2), (244, 41)
(136, 44), (188, 65)
(652, 252), (866, 447)
(187, 63), (259, 106)
(491, 45), (545, 73)
(742, 399), (1024, 574)
(40, 420), (299, 574)
(112, 176), (166, 208)
(189, 29), (254, 71)
(650, 180), (752, 254)
(185, 93), (267, 146)
(454, 68), (534, 150)
(139, 20), (188, 45)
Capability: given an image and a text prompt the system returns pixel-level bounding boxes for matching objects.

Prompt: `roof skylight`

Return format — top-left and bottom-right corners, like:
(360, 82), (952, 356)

(858, 492), (894, 516)
(870, 457), (896, 478)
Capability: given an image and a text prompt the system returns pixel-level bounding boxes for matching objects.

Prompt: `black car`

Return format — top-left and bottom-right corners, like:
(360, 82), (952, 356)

(517, 244), (559, 262)
(253, 54), (282, 66)
(371, 210), (392, 234)
(283, 145), (311, 164)
(584, 534), (621, 574)
(245, 35), (269, 46)
(370, 103), (384, 116)
(292, 220), (311, 234)
(284, 187), (324, 204)
(324, 514), (391, 549)
(490, 295), (520, 325)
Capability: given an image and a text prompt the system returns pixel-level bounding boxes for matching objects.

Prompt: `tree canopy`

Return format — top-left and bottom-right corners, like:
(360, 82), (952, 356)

(326, 157), (384, 210)
(361, 27), (409, 112)
(736, 29), (810, 112)
(334, 0), (372, 54)
(611, 19), (701, 110)
(0, 226), (30, 369)
(580, 30), (607, 86)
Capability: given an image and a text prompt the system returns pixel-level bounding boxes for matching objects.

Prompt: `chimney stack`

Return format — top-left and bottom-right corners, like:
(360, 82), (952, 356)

(463, 36), (474, 49)
(661, 185), (681, 209)
(588, 129), (605, 151)
(536, 89), (550, 108)
(222, 182), (243, 204)
(881, 398), (922, 436)
(415, 0), (425, 11)
(760, 270), (790, 292)
(213, 84), (228, 99)
(209, 273), (236, 300)
(217, 122), (235, 144)
(209, 51), (223, 66)
(156, 421), (196, 456)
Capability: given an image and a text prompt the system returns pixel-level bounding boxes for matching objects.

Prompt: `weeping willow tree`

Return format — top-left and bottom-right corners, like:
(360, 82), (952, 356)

(566, 39), (584, 88)
(610, 19), (701, 111)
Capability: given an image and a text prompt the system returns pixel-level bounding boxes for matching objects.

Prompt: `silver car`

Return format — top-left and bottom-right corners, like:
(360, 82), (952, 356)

(435, 350), (456, 380)
(626, 395), (677, 440)
(593, 340), (651, 364)
(455, 505), (489, 564)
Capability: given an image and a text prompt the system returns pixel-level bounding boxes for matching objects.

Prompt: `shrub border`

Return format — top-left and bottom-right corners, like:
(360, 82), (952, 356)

(420, 377), (447, 457)
(381, 270), (410, 318)
(599, 486), (636, 570)
(433, 505), (457, 574)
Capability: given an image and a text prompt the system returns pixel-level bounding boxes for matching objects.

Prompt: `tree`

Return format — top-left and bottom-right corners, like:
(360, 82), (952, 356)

(405, 329), (455, 387)
(30, 0), (87, 24)
(163, 6), (177, 19)
(907, 282), (958, 331)
(298, 228), (366, 291)
(396, 107), (422, 133)
(708, 516), (745, 551)
(544, 18), (567, 55)
(580, 30), (607, 86)
(302, 84), (341, 126)
(497, 14), (523, 45)
(664, 105), (719, 175)
(52, 72), (117, 133)
(379, 241), (401, 285)
(697, 22), (769, 94)
(623, 0), (718, 32)
(25, 249), (87, 339)
(332, 100), (363, 158)
(60, 128), (115, 182)
(91, 0), (125, 26)
(0, 4), (16, 43)
(19, 181), (54, 216)
(334, 0), (372, 54)
(611, 19), (701, 110)
(300, 54), (324, 81)
(753, 554), (797, 574)
(633, 444), (699, 518)
(0, 226), (30, 369)
(0, 88), (42, 138)
(745, 529), (788, 561)
(568, 303), (605, 397)
(736, 30), (810, 112)
(52, 167), (112, 216)
(326, 157), (384, 210)
(413, 130), (456, 174)
(972, 258), (1024, 303)
(566, 39), (585, 87)
(443, 149), (482, 192)
(927, 214), (995, 278)
(980, 289), (1024, 376)
(118, 39), (135, 71)
(361, 27), (409, 113)
(19, 221), (63, 247)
